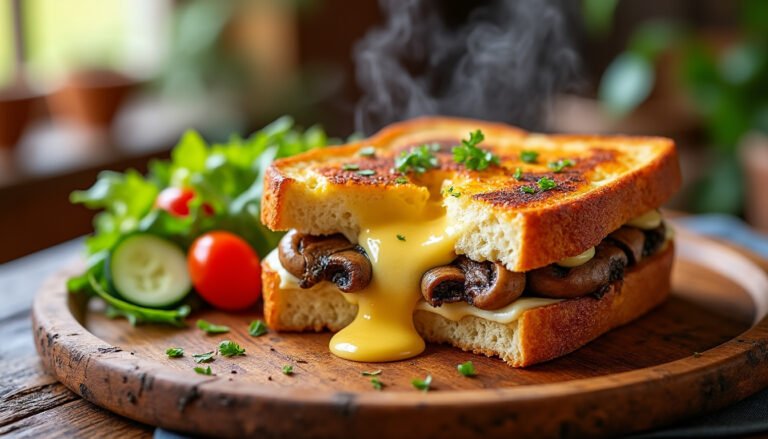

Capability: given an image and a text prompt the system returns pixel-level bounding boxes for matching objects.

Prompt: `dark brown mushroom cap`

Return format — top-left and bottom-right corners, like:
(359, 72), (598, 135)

(325, 250), (373, 292)
(421, 265), (466, 306)
(526, 242), (628, 299)
(278, 230), (307, 276)
(420, 257), (525, 310)
(458, 257), (526, 310)
(608, 226), (645, 265)
(277, 231), (372, 292)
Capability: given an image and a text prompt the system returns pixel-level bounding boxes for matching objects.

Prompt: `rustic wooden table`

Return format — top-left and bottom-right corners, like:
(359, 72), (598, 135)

(0, 240), (151, 438)
(2, 237), (768, 439)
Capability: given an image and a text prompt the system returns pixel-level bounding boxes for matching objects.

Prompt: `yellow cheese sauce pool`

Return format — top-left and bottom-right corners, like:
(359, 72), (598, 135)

(330, 201), (458, 362)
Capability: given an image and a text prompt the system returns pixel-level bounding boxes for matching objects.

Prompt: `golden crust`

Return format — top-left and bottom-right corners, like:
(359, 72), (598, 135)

(513, 242), (673, 366)
(261, 116), (681, 271)
(261, 262), (283, 330)
(262, 262), (355, 332)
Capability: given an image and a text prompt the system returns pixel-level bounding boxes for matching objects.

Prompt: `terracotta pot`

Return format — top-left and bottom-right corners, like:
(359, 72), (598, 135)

(0, 85), (37, 150)
(741, 132), (768, 232)
(46, 70), (137, 130)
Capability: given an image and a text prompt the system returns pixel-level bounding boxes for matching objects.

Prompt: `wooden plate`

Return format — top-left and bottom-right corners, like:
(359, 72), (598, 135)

(32, 229), (768, 439)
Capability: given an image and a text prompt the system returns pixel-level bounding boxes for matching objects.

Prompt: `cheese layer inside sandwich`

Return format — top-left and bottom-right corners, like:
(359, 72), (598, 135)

(270, 194), (671, 363)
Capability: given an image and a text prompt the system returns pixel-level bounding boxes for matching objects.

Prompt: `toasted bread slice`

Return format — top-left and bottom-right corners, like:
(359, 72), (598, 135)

(261, 242), (674, 367)
(262, 117), (680, 271)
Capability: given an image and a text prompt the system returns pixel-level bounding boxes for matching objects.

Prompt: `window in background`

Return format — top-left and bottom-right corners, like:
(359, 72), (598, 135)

(22, 0), (170, 86)
(0, 2), (15, 88)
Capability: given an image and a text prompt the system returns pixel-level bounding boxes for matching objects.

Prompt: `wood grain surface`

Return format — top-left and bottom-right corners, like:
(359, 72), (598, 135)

(28, 232), (768, 438)
(0, 240), (151, 438)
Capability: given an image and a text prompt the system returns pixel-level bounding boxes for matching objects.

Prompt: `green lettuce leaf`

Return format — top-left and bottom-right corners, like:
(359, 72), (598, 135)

(67, 116), (330, 323)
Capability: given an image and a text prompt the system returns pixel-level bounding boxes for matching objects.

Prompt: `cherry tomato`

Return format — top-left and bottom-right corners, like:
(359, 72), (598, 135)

(188, 231), (262, 311)
(156, 187), (213, 217)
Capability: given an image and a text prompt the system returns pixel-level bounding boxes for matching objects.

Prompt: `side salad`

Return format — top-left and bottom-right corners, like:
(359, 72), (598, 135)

(67, 116), (331, 326)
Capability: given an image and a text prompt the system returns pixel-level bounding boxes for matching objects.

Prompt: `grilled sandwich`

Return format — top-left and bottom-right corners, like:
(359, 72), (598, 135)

(259, 117), (681, 367)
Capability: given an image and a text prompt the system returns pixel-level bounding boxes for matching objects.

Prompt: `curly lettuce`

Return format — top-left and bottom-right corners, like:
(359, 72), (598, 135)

(68, 116), (331, 325)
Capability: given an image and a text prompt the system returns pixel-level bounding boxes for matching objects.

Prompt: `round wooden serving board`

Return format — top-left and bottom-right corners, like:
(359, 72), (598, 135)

(33, 229), (768, 439)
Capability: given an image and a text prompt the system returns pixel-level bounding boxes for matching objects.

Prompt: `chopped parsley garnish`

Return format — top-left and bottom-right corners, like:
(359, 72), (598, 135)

(537, 176), (558, 191)
(395, 143), (440, 174)
(248, 320), (268, 337)
(218, 340), (246, 357)
(358, 146), (376, 157)
(192, 351), (215, 363)
(693, 352), (702, 358)
(165, 347), (184, 358)
(411, 375), (432, 392)
(520, 150), (539, 164)
(196, 319), (230, 334)
(371, 377), (384, 390)
(520, 177), (558, 194)
(342, 163), (360, 171)
(513, 167), (523, 180)
(361, 369), (382, 376)
(282, 365), (294, 375)
(452, 130), (499, 171)
(357, 169), (376, 176)
(457, 361), (477, 377)
(445, 186), (461, 198)
(194, 366), (212, 375)
(396, 234), (406, 241)
(547, 158), (574, 173)
(395, 175), (408, 184)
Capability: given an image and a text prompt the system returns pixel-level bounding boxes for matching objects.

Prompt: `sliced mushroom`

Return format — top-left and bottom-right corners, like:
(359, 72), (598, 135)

(278, 230), (307, 276)
(526, 242), (628, 299)
(325, 250), (373, 292)
(420, 257), (525, 310)
(642, 223), (667, 257)
(608, 226), (645, 264)
(299, 234), (358, 287)
(459, 257), (526, 310)
(421, 265), (466, 306)
(277, 230), (372, 292)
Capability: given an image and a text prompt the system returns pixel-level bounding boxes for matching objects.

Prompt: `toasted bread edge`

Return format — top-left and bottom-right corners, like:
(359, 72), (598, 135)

(260, 242), (674, 367)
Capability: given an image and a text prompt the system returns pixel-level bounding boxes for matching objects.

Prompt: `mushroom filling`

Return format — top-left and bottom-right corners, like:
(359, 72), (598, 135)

(421, 257), (526, 310)
(420, 223), (668, 308)
(277, 223), (667, 308)
(278, 230), (372, 292)
(526, 242), (628, 299)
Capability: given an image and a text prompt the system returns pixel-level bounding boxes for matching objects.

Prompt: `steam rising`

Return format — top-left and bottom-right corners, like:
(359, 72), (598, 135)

(354, 0), (580, 134)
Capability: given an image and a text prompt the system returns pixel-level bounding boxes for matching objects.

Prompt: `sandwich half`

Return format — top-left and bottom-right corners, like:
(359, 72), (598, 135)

(259, 117), (681, 367)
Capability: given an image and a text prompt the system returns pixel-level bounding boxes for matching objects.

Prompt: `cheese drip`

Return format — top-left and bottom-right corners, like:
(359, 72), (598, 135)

(263, 250), (561, 325)
(329, 200), (458, 362)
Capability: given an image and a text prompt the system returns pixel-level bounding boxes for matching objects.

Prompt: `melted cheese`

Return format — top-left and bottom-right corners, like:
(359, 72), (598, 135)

(265, 194), (668, 362)
(415, 297), (560, 324)
(330, 202), (459, 362)
(264, 249), (300, 289)
(553, 211), (665, 269)
(628, 209), (662, 230)
(265, 248), (560, 337)
(557, 246), (595, 267)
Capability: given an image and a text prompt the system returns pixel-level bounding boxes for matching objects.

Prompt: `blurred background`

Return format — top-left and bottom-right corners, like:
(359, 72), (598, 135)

(1, 0), (767, 262)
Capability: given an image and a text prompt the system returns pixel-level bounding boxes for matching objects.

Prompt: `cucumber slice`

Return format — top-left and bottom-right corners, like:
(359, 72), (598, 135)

(109, 234), (191, 307)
